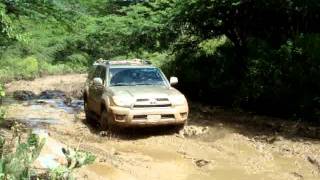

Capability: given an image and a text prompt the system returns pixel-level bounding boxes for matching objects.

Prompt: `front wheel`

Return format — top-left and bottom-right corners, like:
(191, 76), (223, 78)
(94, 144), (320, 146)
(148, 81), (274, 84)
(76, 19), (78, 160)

(100, 109), (114, 131)
(174, 123), (186, 133)
(84, 99), (94, 122)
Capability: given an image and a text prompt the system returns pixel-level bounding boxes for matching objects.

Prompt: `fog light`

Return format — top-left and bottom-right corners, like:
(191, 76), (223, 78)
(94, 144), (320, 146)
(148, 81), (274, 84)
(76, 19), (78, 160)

(180, 112), (188, 119)
(115, 114), (126, 121)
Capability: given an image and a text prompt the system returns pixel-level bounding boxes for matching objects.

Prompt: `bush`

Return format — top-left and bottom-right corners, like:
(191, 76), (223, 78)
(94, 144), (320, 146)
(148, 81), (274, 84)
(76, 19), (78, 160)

(165, 36), (237, 105)
(0, 56), (85, 82)
(0, 56), (39, 81)
(65, 53), (89, 72)
(38, 61), (74, 76)
(164, 34), (320, 122)
(49, 148), (96, 179)
(0, 83), (5, 123)
(66, 53), (89, 66)
(241, 35), (320, 121)
(0, 132), (45, 179)
(15, 57), (39, 80)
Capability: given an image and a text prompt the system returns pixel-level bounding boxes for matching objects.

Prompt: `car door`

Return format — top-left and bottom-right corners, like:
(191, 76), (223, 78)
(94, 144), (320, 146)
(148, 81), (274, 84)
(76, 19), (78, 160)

(89, 65), (106, 114)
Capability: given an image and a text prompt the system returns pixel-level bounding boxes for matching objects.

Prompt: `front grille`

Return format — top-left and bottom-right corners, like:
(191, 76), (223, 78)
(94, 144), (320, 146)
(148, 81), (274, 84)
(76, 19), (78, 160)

(136, 99), (149, 102)
(133, 104), (171, 108)
(156, 98), (169, 101)
(133, 114), (175, 120)
(133, 97), (171, 108)
(133, 115), (147, 119)
(161, 114), (175, 119)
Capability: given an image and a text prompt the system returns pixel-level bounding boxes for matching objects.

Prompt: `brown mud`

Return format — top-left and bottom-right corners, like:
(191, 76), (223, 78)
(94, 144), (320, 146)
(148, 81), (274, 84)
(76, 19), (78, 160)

(2, 74), (320, 180)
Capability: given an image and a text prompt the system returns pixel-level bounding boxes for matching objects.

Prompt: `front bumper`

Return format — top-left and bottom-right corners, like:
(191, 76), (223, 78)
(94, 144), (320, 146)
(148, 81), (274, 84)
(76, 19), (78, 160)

(108, 105), (188, 127)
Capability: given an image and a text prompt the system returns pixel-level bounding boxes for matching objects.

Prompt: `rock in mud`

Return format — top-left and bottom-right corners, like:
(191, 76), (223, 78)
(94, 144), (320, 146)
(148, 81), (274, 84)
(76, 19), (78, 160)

(38, 90), (66, 99)
(13, 90), (36, 100)
(33, 130), (68, 169)
(63, 96), (73, 106)
(290, 172), (304, 180)
(193, 159), (211, 168)
(178, 125), (209, 138)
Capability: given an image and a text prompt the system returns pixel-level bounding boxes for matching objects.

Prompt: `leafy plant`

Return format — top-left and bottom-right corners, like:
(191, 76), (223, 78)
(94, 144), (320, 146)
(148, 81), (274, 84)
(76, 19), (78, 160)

(0, 130), (45, 180)
(0, 83), (5, 123)
(49, 148), (96, 180)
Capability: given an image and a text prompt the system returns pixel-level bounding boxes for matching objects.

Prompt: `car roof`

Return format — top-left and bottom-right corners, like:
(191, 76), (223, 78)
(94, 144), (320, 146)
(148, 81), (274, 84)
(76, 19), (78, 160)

(109, 64), (156, 69)
(93, 58), (153, 68)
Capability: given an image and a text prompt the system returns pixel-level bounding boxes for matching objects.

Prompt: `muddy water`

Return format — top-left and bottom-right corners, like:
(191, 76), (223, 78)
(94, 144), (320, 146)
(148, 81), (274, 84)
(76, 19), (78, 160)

(4, 95), (83, 128)
(3, 74), (320, 180)
(5, 96), (320, 180)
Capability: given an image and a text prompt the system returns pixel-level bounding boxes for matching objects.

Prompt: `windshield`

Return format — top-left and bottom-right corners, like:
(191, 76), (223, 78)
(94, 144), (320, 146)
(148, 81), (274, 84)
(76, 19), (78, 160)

(109, 68), (166, 86)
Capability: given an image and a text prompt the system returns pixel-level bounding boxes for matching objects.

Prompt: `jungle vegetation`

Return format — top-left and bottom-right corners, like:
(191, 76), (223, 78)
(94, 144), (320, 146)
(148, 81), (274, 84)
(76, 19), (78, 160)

(0, 0), (320, 121)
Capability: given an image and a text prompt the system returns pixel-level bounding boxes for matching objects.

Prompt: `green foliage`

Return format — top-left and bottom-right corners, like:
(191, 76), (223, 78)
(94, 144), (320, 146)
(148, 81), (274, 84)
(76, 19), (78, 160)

(198, 36), (228, 56)
(14, 57), (39, 80)
(0, 56), (84, 82)
(0, 0), (320, 121)
(0, 84), (4, 99)
(49, 166), (71, 180)
(0, 132), (45, 180)
(0, 83), (5, 123)
(64, 53), (89, 72)
(49, 148), (96, 180)
(0, 2), (19, 42)
(241, 35), (320, 119)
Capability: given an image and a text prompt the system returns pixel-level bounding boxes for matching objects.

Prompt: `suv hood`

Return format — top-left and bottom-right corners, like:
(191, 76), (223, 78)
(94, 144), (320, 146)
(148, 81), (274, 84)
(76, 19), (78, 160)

(109, 86), (183, 99)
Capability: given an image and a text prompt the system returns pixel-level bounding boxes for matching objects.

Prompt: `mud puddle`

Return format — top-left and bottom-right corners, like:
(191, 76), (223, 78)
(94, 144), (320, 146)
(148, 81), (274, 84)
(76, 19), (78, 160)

(4, 100), (82, 131)
(3, 74), (320, 180)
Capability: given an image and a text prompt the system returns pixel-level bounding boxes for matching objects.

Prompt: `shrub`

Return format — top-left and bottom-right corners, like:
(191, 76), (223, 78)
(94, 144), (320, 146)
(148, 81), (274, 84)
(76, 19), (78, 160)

(0, 132), (45, 180)
(0, 83), (5, 123)
(0, 56), (84, 82)
(14, 57), (39, 80)
(49, 148), (96, 179)
(65, 53), (89, 67)
(0, 56), (39, 81)
(38, 61), (74, 76)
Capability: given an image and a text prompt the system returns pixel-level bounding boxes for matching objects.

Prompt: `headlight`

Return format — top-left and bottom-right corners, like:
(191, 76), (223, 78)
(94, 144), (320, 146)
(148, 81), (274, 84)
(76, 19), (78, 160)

(112, 95), (135, 107)
(170, 95), (187, 105)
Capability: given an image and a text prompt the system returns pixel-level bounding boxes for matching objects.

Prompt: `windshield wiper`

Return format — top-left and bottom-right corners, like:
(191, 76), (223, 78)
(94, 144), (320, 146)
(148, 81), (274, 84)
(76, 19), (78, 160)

(112, 83), (136, 86)
(135, 83), (164, 86)
(135, 83), (155, 85)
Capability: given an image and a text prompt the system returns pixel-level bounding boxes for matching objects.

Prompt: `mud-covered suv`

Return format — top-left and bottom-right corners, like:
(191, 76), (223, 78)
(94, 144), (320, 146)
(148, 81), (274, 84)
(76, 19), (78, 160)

(83, 59), (189, 130)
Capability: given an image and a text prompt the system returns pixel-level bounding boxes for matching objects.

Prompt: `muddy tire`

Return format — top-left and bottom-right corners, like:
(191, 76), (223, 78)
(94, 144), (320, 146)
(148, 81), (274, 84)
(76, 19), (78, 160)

(100, 109), (114, 131)
(174, 124), (185, 133)
(84, 99), (95, 122)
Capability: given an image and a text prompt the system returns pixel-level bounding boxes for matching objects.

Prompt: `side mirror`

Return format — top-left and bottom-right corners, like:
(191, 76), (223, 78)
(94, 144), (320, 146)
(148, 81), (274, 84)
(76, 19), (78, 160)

(170, 77), (178, 85)
(93, 77), (103, 86)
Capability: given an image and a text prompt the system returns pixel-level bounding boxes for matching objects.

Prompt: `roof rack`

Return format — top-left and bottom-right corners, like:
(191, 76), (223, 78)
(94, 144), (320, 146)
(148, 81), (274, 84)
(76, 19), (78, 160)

(93, 58), (152, 66)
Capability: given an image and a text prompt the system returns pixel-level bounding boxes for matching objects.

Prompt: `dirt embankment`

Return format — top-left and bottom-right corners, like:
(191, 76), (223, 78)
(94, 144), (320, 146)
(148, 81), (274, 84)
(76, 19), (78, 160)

(2, 74), (320, 180)
(5, 74), (87, 99)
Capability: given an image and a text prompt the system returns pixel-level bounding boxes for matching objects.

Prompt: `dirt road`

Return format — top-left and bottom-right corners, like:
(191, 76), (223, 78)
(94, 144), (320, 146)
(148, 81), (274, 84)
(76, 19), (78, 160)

(3, 74), (320, 180)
